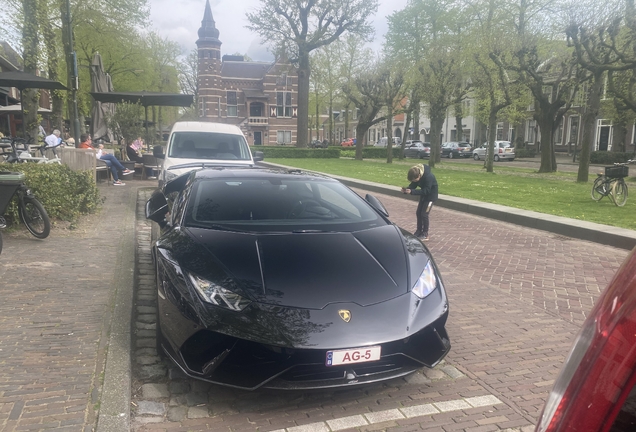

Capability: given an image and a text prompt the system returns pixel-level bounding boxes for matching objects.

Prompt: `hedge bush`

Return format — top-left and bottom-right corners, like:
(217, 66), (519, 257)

(0, 163), (101, 226)
(515, 148), (536, 158)
(340, 147), (402, 159)
(590, 151), (635, 164)
(250, 146), (341, 158)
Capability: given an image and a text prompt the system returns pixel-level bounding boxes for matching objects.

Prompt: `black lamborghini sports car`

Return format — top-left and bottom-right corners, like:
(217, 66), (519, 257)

(145, 167), (450, 390)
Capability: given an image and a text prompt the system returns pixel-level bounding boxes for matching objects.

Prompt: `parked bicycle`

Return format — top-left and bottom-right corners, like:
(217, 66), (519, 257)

(0, 171), (51, 240)
(0, 136), (62, 164)
(591, 161), (634, 207)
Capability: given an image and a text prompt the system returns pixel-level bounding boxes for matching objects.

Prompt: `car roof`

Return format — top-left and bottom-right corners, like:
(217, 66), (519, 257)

(192, 167), (336, 182)
(170, 121), (245, 135)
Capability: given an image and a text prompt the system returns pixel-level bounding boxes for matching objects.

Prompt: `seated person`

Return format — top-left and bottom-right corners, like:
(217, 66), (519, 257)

(79, 134), (132, 185)
(44, 129), (62, 148)
(126, 141), (143, 163)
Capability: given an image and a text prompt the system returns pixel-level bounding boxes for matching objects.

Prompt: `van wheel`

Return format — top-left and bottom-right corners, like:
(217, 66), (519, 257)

(473, 154), (480, 161)
(494, 155), (500, 162)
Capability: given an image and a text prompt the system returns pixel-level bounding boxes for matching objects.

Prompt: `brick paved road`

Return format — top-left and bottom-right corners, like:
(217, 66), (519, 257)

(131, 186), (628, 432)
(0, 183), (138, 432)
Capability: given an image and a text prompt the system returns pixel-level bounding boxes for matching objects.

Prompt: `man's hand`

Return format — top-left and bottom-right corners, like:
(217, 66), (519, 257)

(402, 188), (411, 194)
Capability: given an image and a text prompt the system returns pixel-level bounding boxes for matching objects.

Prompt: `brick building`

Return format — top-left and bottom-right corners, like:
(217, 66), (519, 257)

(196, 0), (298, 146)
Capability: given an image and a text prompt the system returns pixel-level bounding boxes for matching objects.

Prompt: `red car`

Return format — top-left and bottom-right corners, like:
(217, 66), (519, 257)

(535, 247), (636, 432)
(341, 138), (354, 147)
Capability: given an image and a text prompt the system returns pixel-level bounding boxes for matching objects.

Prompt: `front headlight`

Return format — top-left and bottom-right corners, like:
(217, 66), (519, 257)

(412, 261), (438, 299)
(188, 273), (251, 311)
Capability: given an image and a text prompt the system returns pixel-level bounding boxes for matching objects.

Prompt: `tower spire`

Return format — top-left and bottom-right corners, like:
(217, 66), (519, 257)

(197, 0), (220, 43)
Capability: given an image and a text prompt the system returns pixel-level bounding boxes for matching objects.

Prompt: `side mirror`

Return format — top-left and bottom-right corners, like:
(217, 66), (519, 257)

(253, 150), (264, 162)
(146, 190), (169, 227)
(153, 145), (165, 159)
(365, 194), (389, 218)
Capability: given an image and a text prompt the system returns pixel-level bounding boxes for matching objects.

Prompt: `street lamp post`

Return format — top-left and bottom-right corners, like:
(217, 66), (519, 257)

(65, 0), (80, 145)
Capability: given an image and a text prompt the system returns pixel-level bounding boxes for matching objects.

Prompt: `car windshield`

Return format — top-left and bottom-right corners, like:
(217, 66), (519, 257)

(184, 177), (386, 233)
(168, 131), (251, 160)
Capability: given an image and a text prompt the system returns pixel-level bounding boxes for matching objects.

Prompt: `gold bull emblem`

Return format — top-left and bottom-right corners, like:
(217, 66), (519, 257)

(338, 309), (351, 323)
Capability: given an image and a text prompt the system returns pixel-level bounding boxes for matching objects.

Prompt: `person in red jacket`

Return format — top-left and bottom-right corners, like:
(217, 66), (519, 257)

(79, 134), (132, 185)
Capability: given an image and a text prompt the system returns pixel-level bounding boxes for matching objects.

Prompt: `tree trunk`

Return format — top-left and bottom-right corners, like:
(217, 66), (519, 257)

(577, 72), (603, 182)
(39, 2), (63, 133)
(328, 95), (334, 145)
(486, 110), (498, 173)
(537, 115), (556, 173)
(22, 0), (40, 141)
(386, 106), (394, 164)
(612, 122), (627, 153)
(296, 50), (310, 147)
(429, 115), (444, 168)
(344, 102), (350, 140)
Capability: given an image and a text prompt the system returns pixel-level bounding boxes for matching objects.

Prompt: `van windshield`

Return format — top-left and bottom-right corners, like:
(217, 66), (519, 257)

(168, 132), (251, 160)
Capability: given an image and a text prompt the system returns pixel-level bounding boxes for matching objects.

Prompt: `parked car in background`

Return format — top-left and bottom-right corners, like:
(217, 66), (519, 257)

(310, 139), (328, 148)
(403, 141), (431, 159)
(472, 141), (515, 161)
(534, 246), (636, 432)
(375, 137), (402, 147)
(441, 142), (472, 158)
(341, 138), (355, 147)
(146, 167), (451, 390)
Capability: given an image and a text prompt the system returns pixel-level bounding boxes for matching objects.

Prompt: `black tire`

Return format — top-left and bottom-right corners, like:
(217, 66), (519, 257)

(448, 152), (454, 159)
(19, 196), (50, 239)
(419, 152), (425, 159)
(473, 153), (480, 161)
(494, 155), (500, 162)
(613, 180), (628, 207)
(591, 177), (605, 201)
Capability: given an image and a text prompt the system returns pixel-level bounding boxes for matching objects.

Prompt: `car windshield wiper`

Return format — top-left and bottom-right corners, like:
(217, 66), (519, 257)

(291, 229), (339, 233)
(168, 162), (253, 171)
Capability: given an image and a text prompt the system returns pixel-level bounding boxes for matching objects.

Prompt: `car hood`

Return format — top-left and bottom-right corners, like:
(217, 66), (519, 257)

(176, 225), (414, 309)
(163, 157), (254, 176)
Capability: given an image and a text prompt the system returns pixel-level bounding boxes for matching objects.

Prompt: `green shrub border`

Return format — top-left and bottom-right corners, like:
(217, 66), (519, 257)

(0, 163), (101, 227)
(590, 151), (636, 164)
(250, 146), (341, 158)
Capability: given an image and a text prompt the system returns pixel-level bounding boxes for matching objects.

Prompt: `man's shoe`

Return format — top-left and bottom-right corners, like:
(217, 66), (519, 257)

(122, 169), (133, 175)
(413, 230), (423, 237)
(113, 180), (126, 186)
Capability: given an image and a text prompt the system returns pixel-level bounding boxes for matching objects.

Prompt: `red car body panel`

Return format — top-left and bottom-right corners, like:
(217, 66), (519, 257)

(536, 247), (636, 432)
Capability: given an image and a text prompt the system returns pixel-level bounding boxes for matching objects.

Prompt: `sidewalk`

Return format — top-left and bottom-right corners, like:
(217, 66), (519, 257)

(0, 181), (140, 432)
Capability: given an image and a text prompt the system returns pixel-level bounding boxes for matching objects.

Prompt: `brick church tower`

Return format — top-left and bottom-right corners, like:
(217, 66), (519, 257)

(196, 0), (223, 119)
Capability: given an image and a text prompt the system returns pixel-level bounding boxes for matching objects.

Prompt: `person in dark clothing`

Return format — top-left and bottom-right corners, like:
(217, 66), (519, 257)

(126, 141), (143, 163)
(402, 163), (438, 240)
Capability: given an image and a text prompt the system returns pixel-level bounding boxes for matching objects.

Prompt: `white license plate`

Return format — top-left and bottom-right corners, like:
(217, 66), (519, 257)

(326, 346), (381, 366)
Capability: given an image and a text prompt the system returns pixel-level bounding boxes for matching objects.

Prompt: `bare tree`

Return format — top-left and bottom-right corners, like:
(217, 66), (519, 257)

(246, 0), (378, 147)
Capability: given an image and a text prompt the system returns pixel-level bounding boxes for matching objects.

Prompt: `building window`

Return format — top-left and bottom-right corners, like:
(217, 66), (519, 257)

(568, 116), (580, 144)
(527, 120), (537, 143)
(227, 91), (237, 117)
(199, 97), (206, 117)
(554, 121), (564, 145)
(277, 92), (292, 117)
(496, 122), (504, 140)
(277, 130), (292, 144)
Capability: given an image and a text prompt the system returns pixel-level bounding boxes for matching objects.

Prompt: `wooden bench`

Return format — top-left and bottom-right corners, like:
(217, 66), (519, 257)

(42, 147), (109, 182)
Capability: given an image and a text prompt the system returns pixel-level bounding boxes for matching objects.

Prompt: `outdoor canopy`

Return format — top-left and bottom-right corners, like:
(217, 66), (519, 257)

(0, 71), (67, 138)
(90, 91), (194, 140)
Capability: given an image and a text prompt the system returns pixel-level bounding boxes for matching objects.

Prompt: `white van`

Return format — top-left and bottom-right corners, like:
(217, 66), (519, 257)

(154, 121), (263, 186)
(374, 137), (402, 147)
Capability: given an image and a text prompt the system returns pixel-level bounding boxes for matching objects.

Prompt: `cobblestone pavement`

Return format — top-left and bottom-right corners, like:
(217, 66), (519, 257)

(131, 186), (627, 432)
(0, 182), (139, 432)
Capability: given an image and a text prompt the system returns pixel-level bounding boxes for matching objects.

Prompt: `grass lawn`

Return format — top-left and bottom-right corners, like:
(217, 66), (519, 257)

(267, 158), (636, 231)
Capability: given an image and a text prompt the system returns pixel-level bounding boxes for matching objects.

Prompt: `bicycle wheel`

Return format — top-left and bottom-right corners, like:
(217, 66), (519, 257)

(19, 196), (51, 239)
(591, 177), (606, 201)
(612, 179), (628, 207)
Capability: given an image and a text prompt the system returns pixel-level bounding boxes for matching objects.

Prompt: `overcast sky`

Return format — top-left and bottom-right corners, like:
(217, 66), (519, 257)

(147, 0), (408, 61)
